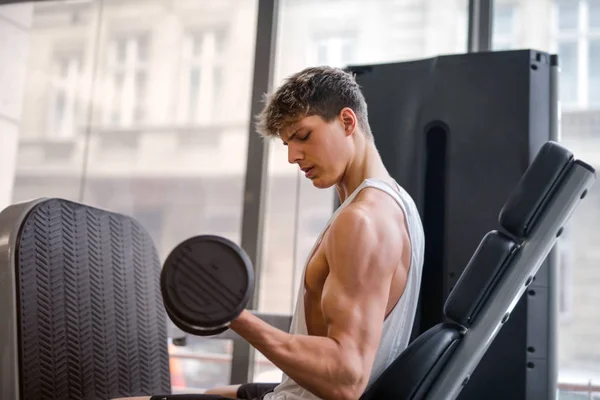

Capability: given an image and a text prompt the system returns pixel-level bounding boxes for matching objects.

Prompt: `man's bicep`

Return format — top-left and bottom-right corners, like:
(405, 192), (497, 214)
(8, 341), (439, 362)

(321, 266), (390, 347)
(321, 211), (396, 356)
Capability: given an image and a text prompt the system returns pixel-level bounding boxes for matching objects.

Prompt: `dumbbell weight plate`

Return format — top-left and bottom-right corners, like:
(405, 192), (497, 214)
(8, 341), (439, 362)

(161, 235), (254, 336)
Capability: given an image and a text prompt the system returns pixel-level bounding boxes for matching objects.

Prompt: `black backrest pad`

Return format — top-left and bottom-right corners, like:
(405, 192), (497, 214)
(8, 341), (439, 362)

(499, 141), (573, 238)
(444, 231), (518, 327)
(16, 199), (171, 399)
(360, 323), (463, 400)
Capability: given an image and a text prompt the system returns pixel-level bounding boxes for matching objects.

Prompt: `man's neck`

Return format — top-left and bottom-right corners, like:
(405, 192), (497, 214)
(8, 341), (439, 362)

(335, 142), (390, 204)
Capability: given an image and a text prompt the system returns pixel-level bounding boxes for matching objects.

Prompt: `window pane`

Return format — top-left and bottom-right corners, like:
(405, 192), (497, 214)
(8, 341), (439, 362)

(10, 1), (94, 204)
(87, 0), (258, 390)
(589, 0), (600, 30)
(558, 41), (578, 104)
(589, 40), (600, 105)
(557, 0), (579, 31)
(492, 4), (515, 50)
(258, 0), (468, 381)
(6, 0), (258, 393)
(494, 4), (515, 37)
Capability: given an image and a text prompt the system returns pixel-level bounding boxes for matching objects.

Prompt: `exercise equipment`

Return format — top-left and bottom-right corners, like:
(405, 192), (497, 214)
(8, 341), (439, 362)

(0, 198), (171, 400)
(359, 142), (595, 399)
(161, 235), (255, 336)
(349, 48), (563, 399)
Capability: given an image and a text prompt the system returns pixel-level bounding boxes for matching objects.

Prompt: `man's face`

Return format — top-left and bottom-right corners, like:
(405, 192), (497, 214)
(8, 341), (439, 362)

(281, 114), (352, 188)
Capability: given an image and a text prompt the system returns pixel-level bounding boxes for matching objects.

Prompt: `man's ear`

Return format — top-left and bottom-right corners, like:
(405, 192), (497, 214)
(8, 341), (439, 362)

(339, 107), (357, 136)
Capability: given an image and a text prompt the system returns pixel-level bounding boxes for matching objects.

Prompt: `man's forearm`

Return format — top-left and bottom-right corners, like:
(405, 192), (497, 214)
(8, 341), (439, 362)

(229, 311), (364, 400)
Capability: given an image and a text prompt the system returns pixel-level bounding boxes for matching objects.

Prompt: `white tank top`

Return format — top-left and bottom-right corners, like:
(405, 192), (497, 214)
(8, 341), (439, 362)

(263, 178), (425, 400)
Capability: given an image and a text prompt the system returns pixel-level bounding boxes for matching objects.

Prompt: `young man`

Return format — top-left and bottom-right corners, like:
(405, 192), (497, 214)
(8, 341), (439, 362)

(116, 66), (424, 400)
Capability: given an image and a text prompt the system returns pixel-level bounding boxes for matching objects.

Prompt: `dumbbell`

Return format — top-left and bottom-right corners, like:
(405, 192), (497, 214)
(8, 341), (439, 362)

(160, 235), (255, 336)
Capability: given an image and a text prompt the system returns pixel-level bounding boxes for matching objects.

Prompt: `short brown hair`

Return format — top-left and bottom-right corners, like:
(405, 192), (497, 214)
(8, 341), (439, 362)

(256, 66), (372, 140)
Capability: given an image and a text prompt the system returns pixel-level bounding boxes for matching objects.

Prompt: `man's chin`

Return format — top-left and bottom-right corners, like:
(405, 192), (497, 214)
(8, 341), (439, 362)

(310, 177), (334, 189)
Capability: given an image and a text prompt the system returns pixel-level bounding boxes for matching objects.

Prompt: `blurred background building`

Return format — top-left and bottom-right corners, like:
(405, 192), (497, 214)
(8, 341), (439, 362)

(1, 0), (599, 396)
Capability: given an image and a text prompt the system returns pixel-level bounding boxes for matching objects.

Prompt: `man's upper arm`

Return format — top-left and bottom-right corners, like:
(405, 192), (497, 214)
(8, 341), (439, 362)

(321, 205), (404, 387)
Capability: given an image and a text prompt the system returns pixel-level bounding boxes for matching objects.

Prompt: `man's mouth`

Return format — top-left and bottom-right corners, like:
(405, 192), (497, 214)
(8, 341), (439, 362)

(302, 167), (314, 178)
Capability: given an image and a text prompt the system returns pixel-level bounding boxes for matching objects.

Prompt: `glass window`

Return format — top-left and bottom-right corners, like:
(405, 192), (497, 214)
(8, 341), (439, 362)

(589, 0), (600, 29)
(557, 0), (579, 31)
(559, 40), (579, 104)
(257, 0), (469, 382)
(11, 1), (94, 203)
(588, 39), (600, 105)
(7, 0), (258, 393)
(492, 4), (515, 50)
(312, 34), (357, 67)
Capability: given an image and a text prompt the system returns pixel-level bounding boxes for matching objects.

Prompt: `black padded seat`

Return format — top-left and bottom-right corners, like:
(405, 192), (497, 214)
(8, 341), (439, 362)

(361, 323), (463, 400)
(444, 231), (519, 327)
(499, 141), (574, 238)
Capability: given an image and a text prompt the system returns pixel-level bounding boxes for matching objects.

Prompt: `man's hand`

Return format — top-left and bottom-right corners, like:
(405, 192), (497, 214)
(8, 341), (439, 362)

(230, 200), (407, 400)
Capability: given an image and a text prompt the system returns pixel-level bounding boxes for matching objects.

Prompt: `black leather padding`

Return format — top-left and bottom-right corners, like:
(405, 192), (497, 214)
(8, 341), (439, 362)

(499, 141), (573, 238)
(360, 323), (463, 400)
(16, 199), (171, 399)
(444, 231), (518, 327)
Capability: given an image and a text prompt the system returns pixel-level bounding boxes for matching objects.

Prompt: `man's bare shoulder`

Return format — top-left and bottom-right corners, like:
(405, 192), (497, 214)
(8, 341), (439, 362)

(325, 191), (407, 272)
(335, 187), (407, 235)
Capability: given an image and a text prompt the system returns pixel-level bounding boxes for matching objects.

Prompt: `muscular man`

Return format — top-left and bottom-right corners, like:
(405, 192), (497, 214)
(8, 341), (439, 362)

(116, 66), (424, 400)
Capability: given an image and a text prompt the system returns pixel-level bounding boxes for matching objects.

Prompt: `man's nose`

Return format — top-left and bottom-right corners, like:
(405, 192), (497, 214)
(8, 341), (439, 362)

(288, 144), (303, 164)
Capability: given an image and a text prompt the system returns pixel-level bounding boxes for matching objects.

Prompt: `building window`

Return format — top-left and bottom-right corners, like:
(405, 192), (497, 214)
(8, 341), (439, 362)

(554, 0), (600, 108)
(179, 29), (226, 125)
(311, 33), (356, 68)
(48, 52), (81, 139)
(492, 4), (516, 50)
(559, 40), (579, 104)
(103, 33), (149, 127)
(589, 39), (600, 104)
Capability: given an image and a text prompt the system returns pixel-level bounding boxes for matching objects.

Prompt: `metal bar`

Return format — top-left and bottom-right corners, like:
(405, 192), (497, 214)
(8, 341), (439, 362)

(547, 54), (560, 400)
(234, 0), (279, 385)
(467, 0), (493, 52)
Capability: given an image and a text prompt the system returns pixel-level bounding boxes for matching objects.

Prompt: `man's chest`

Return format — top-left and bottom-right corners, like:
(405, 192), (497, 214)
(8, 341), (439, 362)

(303, 238), (330, 297)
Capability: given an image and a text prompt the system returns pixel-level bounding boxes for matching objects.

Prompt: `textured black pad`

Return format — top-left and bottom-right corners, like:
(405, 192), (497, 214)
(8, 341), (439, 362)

(16, 199), (171, 400)
(444, 231), (518, 327)
(499, 141), (573, 238)
(161, 235), (254, 336)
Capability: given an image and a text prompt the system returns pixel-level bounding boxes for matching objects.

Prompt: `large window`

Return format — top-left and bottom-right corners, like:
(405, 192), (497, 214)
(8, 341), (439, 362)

(494, 0), (600, 395)
(8, 0), (258, 393)
(554, 0), (600, 108)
